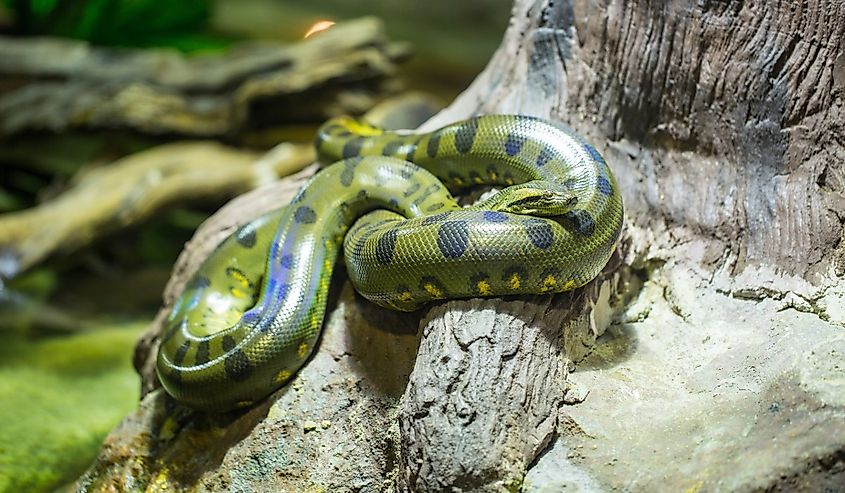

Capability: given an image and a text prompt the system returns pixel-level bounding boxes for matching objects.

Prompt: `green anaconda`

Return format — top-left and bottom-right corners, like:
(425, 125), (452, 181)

(157, 115), (624, 411)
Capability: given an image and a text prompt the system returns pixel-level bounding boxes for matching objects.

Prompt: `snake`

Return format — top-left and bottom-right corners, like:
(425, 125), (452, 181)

(156, 115), (624, 411)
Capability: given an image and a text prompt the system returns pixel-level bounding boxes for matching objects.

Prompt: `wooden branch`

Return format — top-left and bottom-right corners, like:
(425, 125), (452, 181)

(0, 141), (313, 278)
(0, 17), (409, 137)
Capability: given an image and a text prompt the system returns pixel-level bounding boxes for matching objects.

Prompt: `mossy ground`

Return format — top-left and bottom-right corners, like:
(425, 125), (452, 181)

(0, 323), (144, 493)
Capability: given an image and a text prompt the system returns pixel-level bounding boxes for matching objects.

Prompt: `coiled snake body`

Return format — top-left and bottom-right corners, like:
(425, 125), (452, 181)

(157, 115), (624, 411)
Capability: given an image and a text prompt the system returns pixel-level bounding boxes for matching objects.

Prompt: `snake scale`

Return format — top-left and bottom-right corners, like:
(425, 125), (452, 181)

(157, 115), (624, 411)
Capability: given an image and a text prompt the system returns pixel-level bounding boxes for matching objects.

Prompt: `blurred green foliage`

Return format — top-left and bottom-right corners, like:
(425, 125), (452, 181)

(4, 0), (228, 50)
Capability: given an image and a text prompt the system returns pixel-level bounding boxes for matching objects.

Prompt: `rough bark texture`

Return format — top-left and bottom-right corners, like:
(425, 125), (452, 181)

(75, 1), (845, 491)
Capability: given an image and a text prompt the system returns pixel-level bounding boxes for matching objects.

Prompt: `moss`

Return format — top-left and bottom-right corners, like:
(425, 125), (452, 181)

(0, 323), (143, 493)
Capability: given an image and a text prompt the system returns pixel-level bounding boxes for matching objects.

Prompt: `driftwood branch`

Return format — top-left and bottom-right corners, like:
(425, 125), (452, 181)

(0, 17), (409, 137)
(76, 1), (845, 491)
(0, 141), (313, 278)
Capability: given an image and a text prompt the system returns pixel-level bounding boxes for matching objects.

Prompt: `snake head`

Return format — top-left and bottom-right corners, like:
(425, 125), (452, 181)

(491, 181), (578, 216)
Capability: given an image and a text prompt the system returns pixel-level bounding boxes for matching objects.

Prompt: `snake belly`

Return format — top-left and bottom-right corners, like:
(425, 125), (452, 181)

(157, 115), (624, 411)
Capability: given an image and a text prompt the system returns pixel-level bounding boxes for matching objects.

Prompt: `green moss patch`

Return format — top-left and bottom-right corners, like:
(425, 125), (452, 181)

(0, 323), (143, 493)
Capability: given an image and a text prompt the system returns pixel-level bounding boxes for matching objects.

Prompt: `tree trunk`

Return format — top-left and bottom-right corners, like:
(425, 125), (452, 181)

(76, 1), (845, 491)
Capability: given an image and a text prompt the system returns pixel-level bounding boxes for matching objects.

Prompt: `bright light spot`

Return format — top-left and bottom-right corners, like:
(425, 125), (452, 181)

(206, 291), (233, 315)
(304, 20), (336, 39)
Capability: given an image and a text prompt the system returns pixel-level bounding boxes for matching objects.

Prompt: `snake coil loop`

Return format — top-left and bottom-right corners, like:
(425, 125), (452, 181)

(157, 115), (624, 411)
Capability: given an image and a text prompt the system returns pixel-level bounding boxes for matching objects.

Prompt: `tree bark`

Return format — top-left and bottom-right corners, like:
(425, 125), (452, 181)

(76, 1), (845, 491)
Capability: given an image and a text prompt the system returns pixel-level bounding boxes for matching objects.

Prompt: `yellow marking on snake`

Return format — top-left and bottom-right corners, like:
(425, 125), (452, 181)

(477, 280), (492, 295)
(156, 115), (624, 411)
(424, 283), (443, 298)
(275, 370), (291, 383)
(229, 270), (250, 287)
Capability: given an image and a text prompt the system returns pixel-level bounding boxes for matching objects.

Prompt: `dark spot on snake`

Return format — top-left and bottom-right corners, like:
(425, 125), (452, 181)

(584, 143), (604, 162)
(294, 206), (317, 224)
(403, 182), (421, 197)
(224, 349), (252, 382)
(564, 178), (578, 188)
(235, 223), (257, 248)
(426, 131), (442, 158)
(280, 254), (294, 269)
(195, 340), (210, 365)
(398, 162), (417, 179)
(538, 268), (563, 292)
(376, 229), (398, 265)
(597, 175), (613, 196)
(536, 145), (554, 167)
(405, 137), (421, 162)
(504, 133), (525, 156)
(422, 212), (450, 225)
(342, 137), (364, 158)
(382, 139), (404, 157)
(469, 272), (491, 295)
(426, 202), (445, 213)
(469, 170), (482, 183)
(340, 157), (363, 187)
(173, 341), (190, 366)
(413, 184), (440, 206)
(503, 266), (529, 288)
(437, 221), (470, 258)
(188, 276), (211, 290)
(483, 211), (509, 222)
(222, 335), (237, 352)
(524, 218), (555, 249)
(388, 198), (399, 208)
(357, 190), (369, 200)
(276, 282), (289, 299)
(340, 169), (354, 187)
(351, 223), (378, 262)
(454, 119), (479, 154)
(562, 210), (596, 237)
(448, 171), (465, 185)
(419, 276), (447, 298)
